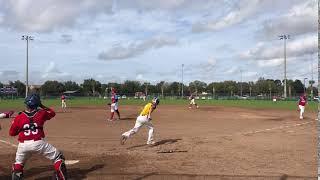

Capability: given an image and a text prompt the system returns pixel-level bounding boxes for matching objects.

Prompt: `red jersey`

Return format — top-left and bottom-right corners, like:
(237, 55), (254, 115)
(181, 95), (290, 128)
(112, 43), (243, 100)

(298, 96), (307, 106)
(61, 95), (65, 100)
(9, 108), (56, 142)
(111, 94), (118, 103)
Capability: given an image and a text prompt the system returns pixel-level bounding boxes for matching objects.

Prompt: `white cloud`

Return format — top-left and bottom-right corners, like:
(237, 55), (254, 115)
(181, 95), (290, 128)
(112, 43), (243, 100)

(0, 70), (20, 83)
(193, 0), (260, 32)
(225, 66), (239, 74)
(256, 58), (283, 67)
(243, 71), (258, 77)
(98, 35), (178, 60)
(258, 0), (317, 39)
(136, 74), (144, 80)
(41, 61), (71, 81)
(241, 34), (317, 65)
(0, 0), (113, 32)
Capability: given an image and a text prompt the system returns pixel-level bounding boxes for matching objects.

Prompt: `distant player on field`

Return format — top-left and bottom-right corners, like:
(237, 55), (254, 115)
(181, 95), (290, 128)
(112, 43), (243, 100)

(297, 93), (307, 120)
(0, 110), (14, 130)
(61, 94), (67, 112)
(9, 93), (67, 180)
(108, 87), (120, 121)
(0, 110), (14, 119)
(121, 97), (160, 145)
(189, 94), (199, 109)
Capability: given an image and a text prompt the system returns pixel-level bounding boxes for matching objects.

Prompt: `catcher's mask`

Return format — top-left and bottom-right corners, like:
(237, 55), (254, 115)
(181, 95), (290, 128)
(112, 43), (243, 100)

(25, 93), (41, 110)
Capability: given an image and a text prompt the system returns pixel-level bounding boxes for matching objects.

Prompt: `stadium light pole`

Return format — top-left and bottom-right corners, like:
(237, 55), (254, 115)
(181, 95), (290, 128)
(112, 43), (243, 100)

(279, 35), (289, 99)
(240, 69), (243, 96)
(181, 64), (184, 98)
(310, 53), (314, 98)
(22, 35), (34, 98)
(303, 78), (308, 94)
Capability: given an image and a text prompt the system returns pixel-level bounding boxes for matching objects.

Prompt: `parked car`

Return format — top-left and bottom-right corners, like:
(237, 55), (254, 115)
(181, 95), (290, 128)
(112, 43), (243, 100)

(240, 95), (249, 100)
(122, 95), (127, 99)
(201, 96), (206, 100)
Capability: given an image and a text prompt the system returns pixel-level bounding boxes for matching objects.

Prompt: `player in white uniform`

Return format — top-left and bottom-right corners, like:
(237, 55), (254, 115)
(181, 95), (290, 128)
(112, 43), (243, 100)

(189, 94), (199, 109)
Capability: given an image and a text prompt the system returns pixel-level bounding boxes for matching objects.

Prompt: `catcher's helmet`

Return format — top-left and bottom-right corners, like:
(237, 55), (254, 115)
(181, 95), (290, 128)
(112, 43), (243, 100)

(152, 97), (160, 105)
(25, 93), (41, 109)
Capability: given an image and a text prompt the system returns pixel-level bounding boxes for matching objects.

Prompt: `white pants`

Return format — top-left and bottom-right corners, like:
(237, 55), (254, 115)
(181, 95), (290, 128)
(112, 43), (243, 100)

(0, 113), (6, 119)
(122, 115), (154, 144)
(190, 99), (195, 105)
(61, 100), (67, 108)
(111, 103), (118, 112)
(299, 105), (305, 119)
(15, 139), (61, 165)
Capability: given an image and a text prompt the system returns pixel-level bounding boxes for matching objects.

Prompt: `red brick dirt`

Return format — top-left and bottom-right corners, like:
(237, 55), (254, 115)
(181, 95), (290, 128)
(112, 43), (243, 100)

(0, 105), (317, 179)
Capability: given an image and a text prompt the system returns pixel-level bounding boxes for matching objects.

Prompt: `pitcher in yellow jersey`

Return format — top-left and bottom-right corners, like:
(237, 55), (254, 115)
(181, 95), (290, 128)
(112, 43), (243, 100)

(121, 97), (160, 145)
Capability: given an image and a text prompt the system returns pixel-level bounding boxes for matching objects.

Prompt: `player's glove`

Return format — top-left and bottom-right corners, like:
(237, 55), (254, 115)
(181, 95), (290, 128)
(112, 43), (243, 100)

(107, 103), (111, 106)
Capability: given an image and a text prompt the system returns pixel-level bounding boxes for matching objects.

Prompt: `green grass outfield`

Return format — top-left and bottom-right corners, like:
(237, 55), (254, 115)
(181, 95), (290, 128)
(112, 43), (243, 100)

(0, 97), (318, 112)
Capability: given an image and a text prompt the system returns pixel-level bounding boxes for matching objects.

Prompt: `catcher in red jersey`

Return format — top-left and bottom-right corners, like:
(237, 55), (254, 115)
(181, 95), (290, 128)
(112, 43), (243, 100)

(9, 94), (68, 180)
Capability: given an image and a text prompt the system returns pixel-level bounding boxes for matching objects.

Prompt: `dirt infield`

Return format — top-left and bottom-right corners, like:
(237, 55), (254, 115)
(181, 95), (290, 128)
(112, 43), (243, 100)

(0, 105), (317, 179)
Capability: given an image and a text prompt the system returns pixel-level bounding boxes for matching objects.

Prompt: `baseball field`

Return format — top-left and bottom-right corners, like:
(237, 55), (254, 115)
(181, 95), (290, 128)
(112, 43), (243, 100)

(0, 98), (318, 179)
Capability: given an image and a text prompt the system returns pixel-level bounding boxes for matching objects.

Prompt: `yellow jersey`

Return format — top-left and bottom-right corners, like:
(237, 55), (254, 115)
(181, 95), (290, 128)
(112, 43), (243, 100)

(140, 103), (153, 116)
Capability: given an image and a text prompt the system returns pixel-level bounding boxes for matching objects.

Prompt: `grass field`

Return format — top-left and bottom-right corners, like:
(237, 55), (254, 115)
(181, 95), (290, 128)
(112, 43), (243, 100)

(0, 97), (318, 112)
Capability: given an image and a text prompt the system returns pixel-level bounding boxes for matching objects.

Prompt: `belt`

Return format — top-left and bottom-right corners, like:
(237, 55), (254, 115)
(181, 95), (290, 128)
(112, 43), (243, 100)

(19, 137), (43, 143)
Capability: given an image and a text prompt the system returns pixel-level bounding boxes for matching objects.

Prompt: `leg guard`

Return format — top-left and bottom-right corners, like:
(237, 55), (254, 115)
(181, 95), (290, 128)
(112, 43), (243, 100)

(53, 154), (68, 180)
(12, 163), (24, 180)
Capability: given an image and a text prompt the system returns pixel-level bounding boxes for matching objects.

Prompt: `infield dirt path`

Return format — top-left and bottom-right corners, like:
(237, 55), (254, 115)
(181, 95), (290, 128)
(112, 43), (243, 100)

(0, 105), (317, 179)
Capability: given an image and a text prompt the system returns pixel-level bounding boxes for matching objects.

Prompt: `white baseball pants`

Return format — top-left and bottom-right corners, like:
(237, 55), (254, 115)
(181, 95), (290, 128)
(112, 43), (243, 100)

(61, 100), (67, 109)
(111, 103), (118, 112)
(122, 115), (154, 144)
(14, 139), (61, 165)
(190, 99), (195, 105)
(299, 105), (305, 119)
(0, 113), (6, 119)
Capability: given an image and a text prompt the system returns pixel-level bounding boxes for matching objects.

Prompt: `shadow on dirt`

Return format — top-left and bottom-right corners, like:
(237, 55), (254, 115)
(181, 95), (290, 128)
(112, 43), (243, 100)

(132, 172), (157, 180)
(120, 117), (136, 121)
(33, 164), (105, 180)
(127, 138), (182, 150)
(152, 138), (182, 147)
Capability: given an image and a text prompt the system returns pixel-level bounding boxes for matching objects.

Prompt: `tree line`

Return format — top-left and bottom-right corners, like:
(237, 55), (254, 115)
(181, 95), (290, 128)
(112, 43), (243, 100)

(0, 78), (317, 98)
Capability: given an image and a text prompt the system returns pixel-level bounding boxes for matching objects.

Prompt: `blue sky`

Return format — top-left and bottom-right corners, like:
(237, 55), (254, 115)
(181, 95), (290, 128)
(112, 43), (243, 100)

(0, 0), (317, 85)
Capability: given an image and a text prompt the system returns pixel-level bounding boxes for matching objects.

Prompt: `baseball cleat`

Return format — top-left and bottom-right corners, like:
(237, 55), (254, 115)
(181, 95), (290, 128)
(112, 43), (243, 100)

(120, 135), (127, 145)
(147, 141), (155, 145)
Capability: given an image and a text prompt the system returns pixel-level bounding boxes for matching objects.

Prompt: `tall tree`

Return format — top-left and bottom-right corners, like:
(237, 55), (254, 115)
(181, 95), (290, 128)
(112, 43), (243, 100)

(189, 80), (207, 94)
(122, 81), (141, 95)
(81, 79), (101, 96)
(64, 81), (80, 91)
(41, 81), (65, 96)
(9, 80), (26, 97)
